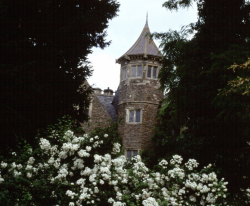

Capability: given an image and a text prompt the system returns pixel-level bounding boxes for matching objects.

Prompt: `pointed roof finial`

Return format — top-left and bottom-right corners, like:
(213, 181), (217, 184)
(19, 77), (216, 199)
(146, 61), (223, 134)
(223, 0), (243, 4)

(116, 14), (162, 62)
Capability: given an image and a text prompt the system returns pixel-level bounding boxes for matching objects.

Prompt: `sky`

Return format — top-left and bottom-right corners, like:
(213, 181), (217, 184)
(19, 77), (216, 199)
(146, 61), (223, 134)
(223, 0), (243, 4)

(87, 0), (198, 92)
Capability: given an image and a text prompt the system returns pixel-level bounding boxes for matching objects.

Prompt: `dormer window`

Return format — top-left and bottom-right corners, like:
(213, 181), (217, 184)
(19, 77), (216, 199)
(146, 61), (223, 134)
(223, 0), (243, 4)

(131, 65), (142, 78)
(147, 66), (158, 79)
(122, 67), (127, 81)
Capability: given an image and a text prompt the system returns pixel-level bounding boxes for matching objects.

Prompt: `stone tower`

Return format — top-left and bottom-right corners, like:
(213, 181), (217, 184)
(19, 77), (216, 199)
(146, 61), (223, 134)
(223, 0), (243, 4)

(116, 17), (163, 157)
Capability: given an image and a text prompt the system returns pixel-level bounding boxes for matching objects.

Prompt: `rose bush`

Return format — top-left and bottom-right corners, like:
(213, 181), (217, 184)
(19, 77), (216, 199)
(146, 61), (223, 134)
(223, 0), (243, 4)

(0, 121), (230, 206)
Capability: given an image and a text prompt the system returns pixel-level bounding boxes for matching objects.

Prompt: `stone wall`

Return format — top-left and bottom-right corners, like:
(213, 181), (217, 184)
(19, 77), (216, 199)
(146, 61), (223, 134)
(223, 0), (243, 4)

(118, 59), (163, 151)
(81, 58), (163, 151)
(118, 102), (160, 150)
(81, 93), (112, 134)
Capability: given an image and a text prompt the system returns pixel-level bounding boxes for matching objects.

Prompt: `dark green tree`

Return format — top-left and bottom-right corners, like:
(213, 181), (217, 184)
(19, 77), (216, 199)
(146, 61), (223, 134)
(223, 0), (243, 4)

(0, 0), (119, 150)
(148, 0), (250, 194)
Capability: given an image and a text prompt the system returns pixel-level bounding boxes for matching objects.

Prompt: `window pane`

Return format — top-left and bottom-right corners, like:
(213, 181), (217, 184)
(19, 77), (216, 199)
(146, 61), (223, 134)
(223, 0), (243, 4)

(137, 66), (142, 77)
(147, 66), (152, 78)
(129, 110), (134, 122)
(122, 68), (125, 80)
(135, 110), (140, 122)
(132, 66), (136, 77)
(153, 67), (157, 79)
(127, 150), (132, 159)
(133, 150), (138, 156)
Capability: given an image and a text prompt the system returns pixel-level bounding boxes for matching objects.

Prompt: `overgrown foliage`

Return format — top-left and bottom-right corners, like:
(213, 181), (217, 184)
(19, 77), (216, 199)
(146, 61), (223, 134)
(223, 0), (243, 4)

(0, 118), (231, 206)
(147, 0), (250, 195)
(0, 0), (120, 151)
(219, 58), (250, 96)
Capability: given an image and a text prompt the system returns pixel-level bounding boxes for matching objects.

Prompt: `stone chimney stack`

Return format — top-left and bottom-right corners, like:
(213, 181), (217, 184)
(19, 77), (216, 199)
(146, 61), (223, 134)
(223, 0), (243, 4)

(103, 87), (114, 96)
(93, 88), (102, 94)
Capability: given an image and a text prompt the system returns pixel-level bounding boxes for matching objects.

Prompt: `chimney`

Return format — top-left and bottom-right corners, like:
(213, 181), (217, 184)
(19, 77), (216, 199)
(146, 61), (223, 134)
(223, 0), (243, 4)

(93, 88), (102, 95)
(103, 87), (114, 96)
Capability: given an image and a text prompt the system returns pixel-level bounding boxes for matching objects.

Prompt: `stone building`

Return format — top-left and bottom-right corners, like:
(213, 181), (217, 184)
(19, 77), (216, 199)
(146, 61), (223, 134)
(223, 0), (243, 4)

(82, 18), (163, 158)
(80, 85), (117, 134)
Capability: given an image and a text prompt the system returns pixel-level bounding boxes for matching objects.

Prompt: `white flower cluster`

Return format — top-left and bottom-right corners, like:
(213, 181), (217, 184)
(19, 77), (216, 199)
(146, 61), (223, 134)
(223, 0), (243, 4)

(185, 159), (199, 170)
(112, 143), (121, 154)
(28, 157), (35, 165)
(78, 149), (90, 158)
(170, 155), (183, 166)
(246, 188), (250, 197)
(1, 161), (7, 168)
(39, 138), (51, 153)
(0, 130), (230, 206)
(63, 130), (74, 141)
(159, 159), (168, 169)
(168, 167), (185, 179)
(66, 190), (77, 199)
(142, 197), (159, 206)
(239, 187), (250, 204)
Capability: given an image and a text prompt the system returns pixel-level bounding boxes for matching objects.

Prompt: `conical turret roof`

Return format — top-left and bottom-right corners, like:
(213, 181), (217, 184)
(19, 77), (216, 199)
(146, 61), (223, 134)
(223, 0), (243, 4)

(117, 17), (161, 63)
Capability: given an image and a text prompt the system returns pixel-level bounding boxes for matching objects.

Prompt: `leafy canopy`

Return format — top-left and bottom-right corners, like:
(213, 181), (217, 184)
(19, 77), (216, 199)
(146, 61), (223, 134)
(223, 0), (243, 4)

(0, 0), (120, 150)
(219, 58), (250, 96)
(147, 0), (250, 195)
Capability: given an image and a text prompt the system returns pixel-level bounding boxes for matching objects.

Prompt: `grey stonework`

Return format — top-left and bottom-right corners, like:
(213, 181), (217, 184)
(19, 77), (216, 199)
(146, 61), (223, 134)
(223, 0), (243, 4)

(80, 92), (114, 134)
(117, 63), (162, 151)
(81, 19), (163, 152)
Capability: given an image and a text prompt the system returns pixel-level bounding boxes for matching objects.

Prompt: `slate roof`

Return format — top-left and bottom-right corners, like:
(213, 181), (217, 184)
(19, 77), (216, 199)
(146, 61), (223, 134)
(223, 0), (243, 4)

(118, 20), (161, 59)
(97, 95), (117, 122)
(112, 87), (120, 114)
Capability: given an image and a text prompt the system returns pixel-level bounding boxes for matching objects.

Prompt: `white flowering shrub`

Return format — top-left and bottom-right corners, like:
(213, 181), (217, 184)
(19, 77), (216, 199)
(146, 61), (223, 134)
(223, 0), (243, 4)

(0, 121), (230, 206)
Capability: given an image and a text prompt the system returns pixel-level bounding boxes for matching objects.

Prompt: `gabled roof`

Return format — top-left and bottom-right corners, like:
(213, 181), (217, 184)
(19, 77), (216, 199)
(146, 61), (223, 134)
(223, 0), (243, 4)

(118, 18), (161, 61)
(97, 95), (117, 122)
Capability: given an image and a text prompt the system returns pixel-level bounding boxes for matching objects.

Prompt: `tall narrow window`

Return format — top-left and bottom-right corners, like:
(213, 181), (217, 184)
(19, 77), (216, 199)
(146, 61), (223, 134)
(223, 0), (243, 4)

(137, 66), (142, 77)
(129, 110), (134, 122)
(147, 66), (158, 79)
(147, 66), (152, 78)
(153, 67), (157, 79)
(122, 67), (127, 80)
(125, 67), (127, 79)
(131, 66), (136, 77)
(133, 150), (138, 156)
(127, 151), (132, 159)
(135, 110), (141, 122)
(122, 68), (125, 80)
